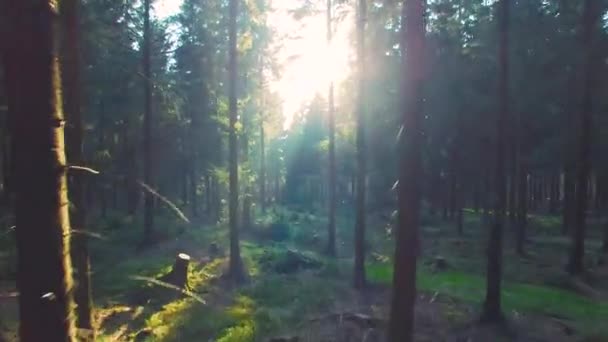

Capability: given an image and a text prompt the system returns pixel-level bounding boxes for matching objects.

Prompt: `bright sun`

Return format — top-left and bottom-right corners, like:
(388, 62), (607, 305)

(268, 0), (354, 129)
(156, 0), (354, 130)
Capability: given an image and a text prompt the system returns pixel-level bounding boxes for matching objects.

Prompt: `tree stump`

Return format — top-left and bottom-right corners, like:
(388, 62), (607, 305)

(162, 253), (191, 290)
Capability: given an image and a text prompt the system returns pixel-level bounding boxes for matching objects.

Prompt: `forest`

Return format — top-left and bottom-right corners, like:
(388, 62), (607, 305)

(1, 0), (608, 341)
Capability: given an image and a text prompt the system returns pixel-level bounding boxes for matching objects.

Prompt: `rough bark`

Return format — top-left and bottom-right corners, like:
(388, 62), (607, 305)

(142, 0), (155, 244)
(8, 1), (77, 339)
(353, 0), (367, 290)
(568, 0), (596, 276)
(228, 0), (245, 283)
(388, 0), (425, 340)
(62, 0), (93, 332)
(482, 0), (509, 323)
(326, 0), (337, 257)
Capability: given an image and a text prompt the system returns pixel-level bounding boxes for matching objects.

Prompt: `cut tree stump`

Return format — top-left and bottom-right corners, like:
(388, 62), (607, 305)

(161, 253), (191, 290)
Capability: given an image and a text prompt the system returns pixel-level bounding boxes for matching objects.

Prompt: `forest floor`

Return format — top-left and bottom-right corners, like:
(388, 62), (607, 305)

(0, 207), (607, 341)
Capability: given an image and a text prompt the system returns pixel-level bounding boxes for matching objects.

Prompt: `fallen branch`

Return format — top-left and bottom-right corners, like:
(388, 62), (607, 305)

(130, 275), (206, 304)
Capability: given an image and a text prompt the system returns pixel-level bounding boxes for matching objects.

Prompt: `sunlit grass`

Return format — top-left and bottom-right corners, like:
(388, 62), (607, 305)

(367, 263), (608, 331)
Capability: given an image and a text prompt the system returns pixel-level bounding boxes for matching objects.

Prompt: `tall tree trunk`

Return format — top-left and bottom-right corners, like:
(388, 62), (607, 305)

(142, 0), (155, 244)
(388, 0), (425, 340)
(62, 0), (93, 332)
(353, 0), (367, 290)
(7, 1), (77, 339)
(568, 0), (596, 276)
(482, 0), (509, 323)
(0, 34), (15, 203)
(326, 0), (337, 257)
(228, 0), (244, 282)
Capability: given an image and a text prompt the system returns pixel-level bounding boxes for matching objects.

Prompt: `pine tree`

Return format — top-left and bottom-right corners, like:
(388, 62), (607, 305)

(7, 0), (77, 339)
(388, 0), (425, 340)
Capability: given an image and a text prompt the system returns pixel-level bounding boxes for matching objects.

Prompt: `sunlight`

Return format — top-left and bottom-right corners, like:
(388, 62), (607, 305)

(268, 1), (355, 129)
(155, 0), (182, 19)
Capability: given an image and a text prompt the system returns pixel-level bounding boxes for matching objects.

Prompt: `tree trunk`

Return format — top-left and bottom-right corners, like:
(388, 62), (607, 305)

(549, 173), (559, 214)
(568, 0), (596, 276)
(259, 121), (266, 213)
(62, 0), (93, 332)
(388, 0), (424, 340)
(326, 0), (337, 257)
(602, 222), (608, 254)
(189, 162), (199, 218)
(142, 0), (155, 244)
(7, 1), (77, 339)
(563, 166), (575, 235)
(353, 0), (367, 290)
(228, 0), (244, 283)
(508, 142), (517, 224)
(516, 163), (528, 255)
(482, 0), (509, 323)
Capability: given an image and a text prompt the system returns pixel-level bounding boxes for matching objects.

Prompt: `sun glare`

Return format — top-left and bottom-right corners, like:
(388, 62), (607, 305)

(268, 1), (355, 129)
(155, 0), (182, 19)
(157, 0), (354, 130)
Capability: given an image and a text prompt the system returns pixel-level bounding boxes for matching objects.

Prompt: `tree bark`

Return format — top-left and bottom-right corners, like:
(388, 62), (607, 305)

(326, 0), (337, 257)
(568, 0), (596, 276)
(62, 0), (93, 332)
(353, 0), (367, 290)
(388, 0), (425, 340)
(7, 0), (77, 339)
(142, 0), (155, 244)
(228, 0), (245, 283)
(482, 0), (509, 323)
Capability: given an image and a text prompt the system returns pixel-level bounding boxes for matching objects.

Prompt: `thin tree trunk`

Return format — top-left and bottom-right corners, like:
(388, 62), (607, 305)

(602, 222), (608, 254)
(260, 120), (266, 213)
(142, 0), (155, 245)
(228, 0), (244, 283)
(388, 0), (425, 340)
(508, 138), (517, 224)
(568, 0), (596, 276)
(62, 0), (93, 332)
(563, 166), (575, 234)
(326, 0), (337, 257)
(189, 161), (199, 218)
(516, 163), (528, 255)
(7, 1), (77, 339)
(449, 167), (456, 220)
(549, 173), (558, 214)
(353, 0), (367, 290)
(482, 0), (509, 323)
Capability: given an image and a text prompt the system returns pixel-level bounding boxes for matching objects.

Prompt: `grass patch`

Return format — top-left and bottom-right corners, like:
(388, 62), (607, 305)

(368, 263), (608, 330)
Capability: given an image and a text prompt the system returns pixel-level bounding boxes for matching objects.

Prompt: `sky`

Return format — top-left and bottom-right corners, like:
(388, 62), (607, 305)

(156, 0), (355, 129)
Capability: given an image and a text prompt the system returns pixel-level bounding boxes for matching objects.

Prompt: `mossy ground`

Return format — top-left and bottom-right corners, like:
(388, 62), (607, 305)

(0, 206), (607, 341)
